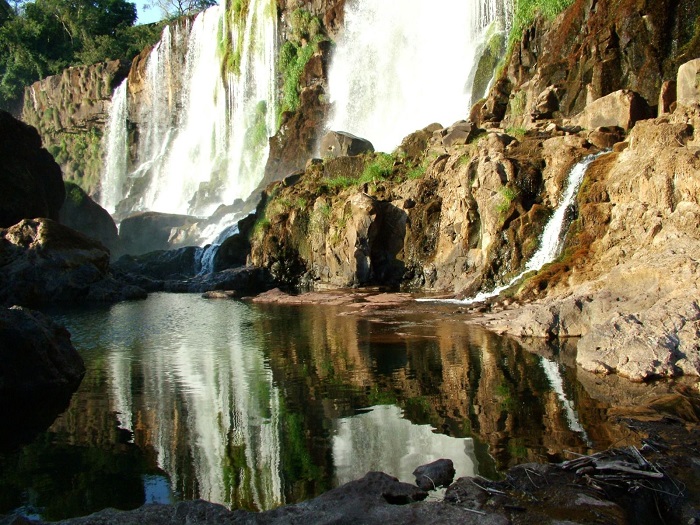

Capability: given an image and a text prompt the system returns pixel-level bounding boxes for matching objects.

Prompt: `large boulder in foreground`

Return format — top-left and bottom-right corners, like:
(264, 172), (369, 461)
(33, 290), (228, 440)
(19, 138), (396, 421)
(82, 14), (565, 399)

(0, 306), (84, 395)
(0, 218), (145, 307)
(0, 306), (85, 449)
(0, 111), (65, 227)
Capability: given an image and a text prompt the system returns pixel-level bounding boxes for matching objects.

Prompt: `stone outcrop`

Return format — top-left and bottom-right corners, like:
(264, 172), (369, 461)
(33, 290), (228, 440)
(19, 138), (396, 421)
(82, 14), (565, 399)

(480, 0), (700, 129)
(59, 182), (120, 254)
(249, 125), (594, 293)
(320, 131), (374, 158)
(0, 218), (145, 307)
(469, 97), (700, 381)
(21, 60), (130, 196)
(0, 111), (64, 227)
(118, 212), (201, 256)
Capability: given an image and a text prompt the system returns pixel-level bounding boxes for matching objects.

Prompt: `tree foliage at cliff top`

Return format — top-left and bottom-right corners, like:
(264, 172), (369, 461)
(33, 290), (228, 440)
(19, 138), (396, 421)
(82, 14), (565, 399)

(0, 0), (162, 111)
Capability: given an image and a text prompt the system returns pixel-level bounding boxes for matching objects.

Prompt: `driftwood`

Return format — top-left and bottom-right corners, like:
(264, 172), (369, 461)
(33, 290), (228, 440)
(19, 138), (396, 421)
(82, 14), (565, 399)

(561, 446), (680, 497)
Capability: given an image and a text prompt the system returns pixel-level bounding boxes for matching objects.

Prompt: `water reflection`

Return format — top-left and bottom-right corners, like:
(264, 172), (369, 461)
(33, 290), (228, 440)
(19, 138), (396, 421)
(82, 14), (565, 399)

(333, 405), (476, 485)
(1, 293), (648, 520)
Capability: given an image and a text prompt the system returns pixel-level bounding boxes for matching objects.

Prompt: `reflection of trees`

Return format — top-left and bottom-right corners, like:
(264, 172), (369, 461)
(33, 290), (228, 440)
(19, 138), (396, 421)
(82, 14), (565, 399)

(253, 304), (621, 475)
(0, 362), (148, 521)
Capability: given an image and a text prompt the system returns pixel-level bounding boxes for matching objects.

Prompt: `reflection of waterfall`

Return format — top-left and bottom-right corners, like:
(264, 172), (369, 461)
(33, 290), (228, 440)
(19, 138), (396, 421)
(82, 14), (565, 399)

(332, 404), (477, 485)
(539, 356), (591, 445)
(326, 0), (513, 152)
(105, 295), (284, 510)
(422, 152), (605, 305)
(102, 0), (277, 232)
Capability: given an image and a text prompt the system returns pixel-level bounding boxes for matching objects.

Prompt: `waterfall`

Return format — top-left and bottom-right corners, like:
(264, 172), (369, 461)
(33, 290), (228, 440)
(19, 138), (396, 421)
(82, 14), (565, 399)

(326, 0), (513, 152)
(100, 80), (128, 213)
(421, 152), (605, 305)
(101, 0), (277, 229)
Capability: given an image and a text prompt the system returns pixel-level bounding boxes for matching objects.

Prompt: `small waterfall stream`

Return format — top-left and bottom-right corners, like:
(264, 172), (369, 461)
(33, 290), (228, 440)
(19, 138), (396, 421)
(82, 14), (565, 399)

(326, 0), (513, 152)
(421, 152), (605, 305)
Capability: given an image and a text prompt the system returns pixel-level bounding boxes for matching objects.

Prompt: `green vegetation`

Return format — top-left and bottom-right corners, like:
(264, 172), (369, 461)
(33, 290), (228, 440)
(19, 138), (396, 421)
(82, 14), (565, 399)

(277, 8), (327, 126)
(0, 0), (164, 111)
(509, 90), (527, 118)
(505, 126), (527, 139)
(359, 152), (393, 183)
(496, 186), (519, 215)
(244, 100), (269, 150)
(509, 0), (575, 45)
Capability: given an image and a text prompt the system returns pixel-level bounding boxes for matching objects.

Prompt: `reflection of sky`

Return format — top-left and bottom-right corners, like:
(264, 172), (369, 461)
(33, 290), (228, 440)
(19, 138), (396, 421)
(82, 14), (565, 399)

(333, 405), (477, 486)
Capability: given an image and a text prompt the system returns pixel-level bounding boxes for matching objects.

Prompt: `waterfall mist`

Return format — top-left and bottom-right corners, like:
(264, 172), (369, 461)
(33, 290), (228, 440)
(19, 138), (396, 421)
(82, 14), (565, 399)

(326, 0), (513, 152)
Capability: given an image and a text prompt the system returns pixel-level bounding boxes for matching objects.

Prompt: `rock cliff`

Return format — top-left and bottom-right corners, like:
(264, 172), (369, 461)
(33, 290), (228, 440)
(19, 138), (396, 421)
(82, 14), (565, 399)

(247, 0), (700, 382)
(21, 60), (130, 197)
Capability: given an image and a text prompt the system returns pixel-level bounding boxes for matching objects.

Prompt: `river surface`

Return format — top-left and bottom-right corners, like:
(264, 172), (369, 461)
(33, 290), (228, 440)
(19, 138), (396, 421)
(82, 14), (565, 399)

(0, 293), (661, 520)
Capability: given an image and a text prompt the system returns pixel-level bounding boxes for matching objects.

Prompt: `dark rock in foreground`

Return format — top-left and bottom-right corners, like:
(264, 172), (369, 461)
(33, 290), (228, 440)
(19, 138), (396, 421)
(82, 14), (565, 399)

(0, 218), (146, 307)
(24, 441), (695, 525)
(413, 458), (455, 491)
(0, 306), (85, 450)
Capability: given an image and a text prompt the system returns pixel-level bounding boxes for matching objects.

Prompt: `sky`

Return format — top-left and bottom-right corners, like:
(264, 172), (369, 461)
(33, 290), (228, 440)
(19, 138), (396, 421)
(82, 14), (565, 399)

(134, 1), (162, 25)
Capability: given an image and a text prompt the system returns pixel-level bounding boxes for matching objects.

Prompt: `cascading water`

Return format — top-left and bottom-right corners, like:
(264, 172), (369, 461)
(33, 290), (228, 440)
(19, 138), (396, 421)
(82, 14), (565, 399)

(101, 0), (277, 231)
(421, 152), (606, 305)
(100, 80), (128, 213)
(326, 0), (513, 152)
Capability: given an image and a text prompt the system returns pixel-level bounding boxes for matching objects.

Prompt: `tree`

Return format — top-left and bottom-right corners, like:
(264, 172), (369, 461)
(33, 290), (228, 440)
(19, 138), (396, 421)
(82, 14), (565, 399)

(145, 0), (216, 19)
(0, 0), (162, 111)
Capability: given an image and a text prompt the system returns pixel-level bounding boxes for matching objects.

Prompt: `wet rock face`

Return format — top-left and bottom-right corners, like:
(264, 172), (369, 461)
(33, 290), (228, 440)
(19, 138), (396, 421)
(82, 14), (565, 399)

(21, 60), (129, 196)
(0, 218), (145, 307)
(0, 111), (65, 228)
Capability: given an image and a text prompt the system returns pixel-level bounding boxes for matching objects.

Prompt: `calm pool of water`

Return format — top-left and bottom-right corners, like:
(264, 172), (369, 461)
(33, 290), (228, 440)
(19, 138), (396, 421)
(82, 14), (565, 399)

(0, 293), (650, 520)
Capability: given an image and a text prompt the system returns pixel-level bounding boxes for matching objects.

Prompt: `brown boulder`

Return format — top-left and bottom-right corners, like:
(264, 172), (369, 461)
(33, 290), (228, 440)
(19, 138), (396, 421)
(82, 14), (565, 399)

(677, 58), (700, 108)
(320, 131), (374, 158)
(572, 90), (652, 131)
